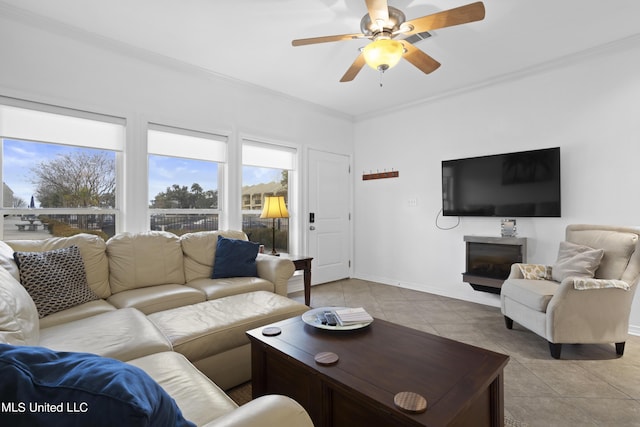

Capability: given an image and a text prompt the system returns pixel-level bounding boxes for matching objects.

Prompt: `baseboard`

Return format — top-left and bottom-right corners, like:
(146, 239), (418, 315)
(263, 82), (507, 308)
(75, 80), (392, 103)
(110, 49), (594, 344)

(287, 272), (304, 294)
(353, 273), (501, 308)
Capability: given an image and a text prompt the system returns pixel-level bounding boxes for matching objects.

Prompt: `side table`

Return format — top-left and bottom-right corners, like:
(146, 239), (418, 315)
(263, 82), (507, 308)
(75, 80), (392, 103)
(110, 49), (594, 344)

(279, 254), (313, 306)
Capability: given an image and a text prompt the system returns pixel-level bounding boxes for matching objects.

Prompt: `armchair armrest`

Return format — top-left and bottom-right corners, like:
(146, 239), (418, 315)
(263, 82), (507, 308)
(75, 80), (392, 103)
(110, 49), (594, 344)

(256, 254), (295, 296)
(507, 263), (525, 279)
(545, 277), (637, 343)
(202, 395), (313, 427)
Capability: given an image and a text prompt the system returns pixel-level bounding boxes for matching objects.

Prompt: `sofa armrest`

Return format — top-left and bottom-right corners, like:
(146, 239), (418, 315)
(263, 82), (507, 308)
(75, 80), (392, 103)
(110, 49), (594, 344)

(202, 395), (313, 427)
(255, 255), (295, 296)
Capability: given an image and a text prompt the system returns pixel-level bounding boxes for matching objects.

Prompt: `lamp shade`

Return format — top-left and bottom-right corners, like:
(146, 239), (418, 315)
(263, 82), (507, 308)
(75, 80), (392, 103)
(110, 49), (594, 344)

(363, 39), (404, 71)
(260, 196), (289, 219)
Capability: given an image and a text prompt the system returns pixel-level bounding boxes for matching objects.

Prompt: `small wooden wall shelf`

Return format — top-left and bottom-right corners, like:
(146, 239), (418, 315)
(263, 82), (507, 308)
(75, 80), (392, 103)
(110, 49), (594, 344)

(362, 170), (399, 181)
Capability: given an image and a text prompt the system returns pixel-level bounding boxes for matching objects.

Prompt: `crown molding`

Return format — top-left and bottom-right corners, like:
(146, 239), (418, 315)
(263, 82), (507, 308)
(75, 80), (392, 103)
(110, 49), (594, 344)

(0, 2), (354, 123)
(355, 32), (640, 122)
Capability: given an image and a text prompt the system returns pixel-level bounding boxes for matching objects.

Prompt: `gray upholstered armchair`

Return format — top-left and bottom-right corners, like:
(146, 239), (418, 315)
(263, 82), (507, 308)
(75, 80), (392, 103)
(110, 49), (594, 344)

(501, 224), (640, 359)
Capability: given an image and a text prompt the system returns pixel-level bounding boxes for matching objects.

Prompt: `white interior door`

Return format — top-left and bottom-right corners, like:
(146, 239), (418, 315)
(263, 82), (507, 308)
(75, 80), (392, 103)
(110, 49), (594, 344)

(308, 149), (351, 284)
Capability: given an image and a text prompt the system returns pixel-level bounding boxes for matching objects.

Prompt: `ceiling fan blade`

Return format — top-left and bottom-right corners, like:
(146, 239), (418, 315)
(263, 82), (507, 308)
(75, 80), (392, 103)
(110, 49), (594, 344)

(292, 33), (366, 47)
(403, 1), (485, 35)
(401, 42), (441, 74)
(340, 53), (366, 82)
(365, 0), (389, 24)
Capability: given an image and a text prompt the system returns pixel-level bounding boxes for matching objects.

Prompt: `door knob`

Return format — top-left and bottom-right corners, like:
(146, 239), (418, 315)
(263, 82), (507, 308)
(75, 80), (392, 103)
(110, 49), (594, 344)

(309, 226), (316, 230)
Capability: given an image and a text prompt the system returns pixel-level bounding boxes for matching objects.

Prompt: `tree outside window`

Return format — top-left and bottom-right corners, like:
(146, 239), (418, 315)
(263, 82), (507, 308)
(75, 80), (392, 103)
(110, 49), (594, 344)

(1, 103), (123, 241)
(147, 126), (225, 235)
(2, 138), (117, 240)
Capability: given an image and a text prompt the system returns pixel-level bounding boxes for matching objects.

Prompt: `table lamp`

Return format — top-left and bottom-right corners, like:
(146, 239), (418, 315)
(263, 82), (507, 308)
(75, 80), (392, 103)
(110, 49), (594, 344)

(260, 196), (289, 256)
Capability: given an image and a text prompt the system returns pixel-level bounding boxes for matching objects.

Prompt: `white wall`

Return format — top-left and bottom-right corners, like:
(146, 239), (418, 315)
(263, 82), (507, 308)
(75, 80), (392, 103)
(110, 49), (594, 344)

(353, 37), (640, 332)
(0, 12), (353, 254)
(3, 9), (640, 333)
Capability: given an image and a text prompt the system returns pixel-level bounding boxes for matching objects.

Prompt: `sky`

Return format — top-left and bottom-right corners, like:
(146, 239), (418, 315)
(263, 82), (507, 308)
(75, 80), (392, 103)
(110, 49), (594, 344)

(148, 154), (218, 203)
(3, 139), (281, 207)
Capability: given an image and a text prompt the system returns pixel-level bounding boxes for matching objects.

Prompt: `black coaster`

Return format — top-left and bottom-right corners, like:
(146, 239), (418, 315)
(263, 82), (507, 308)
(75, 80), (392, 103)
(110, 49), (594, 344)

(262, 327), (281, 336)
(314, 352), (339, 366)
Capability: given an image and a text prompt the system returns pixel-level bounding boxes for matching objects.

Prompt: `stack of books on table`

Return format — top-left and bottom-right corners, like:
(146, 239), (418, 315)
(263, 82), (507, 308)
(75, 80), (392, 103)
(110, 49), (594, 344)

(334, 307), (374, 326)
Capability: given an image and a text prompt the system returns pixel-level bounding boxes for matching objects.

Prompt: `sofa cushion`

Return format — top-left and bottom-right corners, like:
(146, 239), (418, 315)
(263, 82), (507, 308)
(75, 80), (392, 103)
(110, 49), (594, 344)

(13, 246), (99, 318)
(7, 233), (111, 299)
(212, 236), (259, 279)
(551, 241), (604, 282)
(107, 284), (205, 314)
(181, 230), (248, 282)
(0, 344), (195, 427)
(128, 351), (237, 426)
(147, 291), (309, 364)
(107, 231), (185, 294)
(186, 277), (274, 300)
(0, 266), (39, 345)
(38, 308), (172, 362)
(38, 300), (118, 329)
(501, 279), (559, 312)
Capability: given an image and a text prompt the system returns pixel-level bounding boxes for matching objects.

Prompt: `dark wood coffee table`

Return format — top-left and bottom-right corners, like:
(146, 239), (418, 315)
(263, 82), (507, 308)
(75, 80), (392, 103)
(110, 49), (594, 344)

(247, 315), (509, 427)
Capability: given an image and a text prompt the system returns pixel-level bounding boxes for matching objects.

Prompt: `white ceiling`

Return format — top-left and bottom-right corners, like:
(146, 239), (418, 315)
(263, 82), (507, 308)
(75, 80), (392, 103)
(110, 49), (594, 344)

(3, 0), (640, 119)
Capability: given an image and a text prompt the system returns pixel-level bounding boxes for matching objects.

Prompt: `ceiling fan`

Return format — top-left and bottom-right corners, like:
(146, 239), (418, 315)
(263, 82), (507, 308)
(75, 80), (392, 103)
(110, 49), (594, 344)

(292, 0), (485, 82)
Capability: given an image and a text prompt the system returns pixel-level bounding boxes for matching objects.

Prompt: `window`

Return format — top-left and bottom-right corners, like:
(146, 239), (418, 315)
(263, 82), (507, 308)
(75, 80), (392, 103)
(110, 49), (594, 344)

(1, 102), (124, 241)
(148, 124), (226, 235)
(242, 140), (296, 253)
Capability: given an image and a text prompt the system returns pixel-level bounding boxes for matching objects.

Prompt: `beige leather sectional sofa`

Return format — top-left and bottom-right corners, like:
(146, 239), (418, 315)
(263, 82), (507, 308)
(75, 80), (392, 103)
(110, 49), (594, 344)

(0, 230), (312, 426)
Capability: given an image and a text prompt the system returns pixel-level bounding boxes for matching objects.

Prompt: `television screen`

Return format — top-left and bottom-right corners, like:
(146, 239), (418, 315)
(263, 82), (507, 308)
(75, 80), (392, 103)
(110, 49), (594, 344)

(442, 147), (561, 217)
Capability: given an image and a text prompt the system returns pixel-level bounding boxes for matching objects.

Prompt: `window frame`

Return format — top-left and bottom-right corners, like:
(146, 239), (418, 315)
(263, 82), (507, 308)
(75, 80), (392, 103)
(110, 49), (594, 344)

(241, 138), (298, 254)
(0, 98), (124, 240)
(147, 123), (227, 233)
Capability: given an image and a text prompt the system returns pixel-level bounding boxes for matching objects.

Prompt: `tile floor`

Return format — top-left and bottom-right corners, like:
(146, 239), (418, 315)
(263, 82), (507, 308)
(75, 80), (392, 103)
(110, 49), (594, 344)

(288, 279), (640, 427)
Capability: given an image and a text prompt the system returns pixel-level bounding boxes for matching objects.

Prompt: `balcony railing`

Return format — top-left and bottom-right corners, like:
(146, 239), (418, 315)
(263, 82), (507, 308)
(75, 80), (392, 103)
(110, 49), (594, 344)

(150, 213), (219, 235)
(242, 214), (288, 253)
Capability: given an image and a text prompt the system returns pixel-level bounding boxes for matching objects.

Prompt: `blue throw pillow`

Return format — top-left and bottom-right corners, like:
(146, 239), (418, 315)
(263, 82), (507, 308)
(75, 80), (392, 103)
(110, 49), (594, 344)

(212, 236), (260, 279)
(0, 344), (195, 427)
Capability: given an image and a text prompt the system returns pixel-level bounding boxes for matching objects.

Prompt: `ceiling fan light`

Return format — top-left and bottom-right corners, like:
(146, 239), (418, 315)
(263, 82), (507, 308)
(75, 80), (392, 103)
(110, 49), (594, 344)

(363, 39), (404, 72)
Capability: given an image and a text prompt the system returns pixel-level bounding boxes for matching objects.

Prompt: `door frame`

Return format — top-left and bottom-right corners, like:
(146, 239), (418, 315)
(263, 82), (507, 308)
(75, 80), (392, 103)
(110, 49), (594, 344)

(304, 148), (353, 285)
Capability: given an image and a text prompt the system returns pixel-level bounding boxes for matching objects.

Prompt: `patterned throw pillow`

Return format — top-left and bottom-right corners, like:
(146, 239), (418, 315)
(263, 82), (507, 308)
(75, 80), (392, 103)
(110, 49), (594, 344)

(13, 246), (99, 318)
(517, 264), (552, 280)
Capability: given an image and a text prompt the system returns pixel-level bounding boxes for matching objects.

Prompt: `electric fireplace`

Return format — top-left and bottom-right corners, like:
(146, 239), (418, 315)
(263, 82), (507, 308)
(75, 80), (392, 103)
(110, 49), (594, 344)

(462, 235), (527, 294)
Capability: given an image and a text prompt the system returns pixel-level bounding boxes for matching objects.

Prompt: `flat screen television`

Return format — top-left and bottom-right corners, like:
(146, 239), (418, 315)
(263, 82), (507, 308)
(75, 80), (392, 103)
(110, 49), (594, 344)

(442, 147), (561, 217)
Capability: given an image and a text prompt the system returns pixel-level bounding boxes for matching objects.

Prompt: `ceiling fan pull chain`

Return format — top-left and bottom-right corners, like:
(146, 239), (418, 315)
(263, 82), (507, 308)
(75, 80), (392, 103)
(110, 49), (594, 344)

(379, 70), (384, 87)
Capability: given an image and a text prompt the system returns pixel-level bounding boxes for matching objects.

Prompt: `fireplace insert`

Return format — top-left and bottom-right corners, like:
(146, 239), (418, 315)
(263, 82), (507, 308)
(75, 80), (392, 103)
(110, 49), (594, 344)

(463, 236), (527, 294)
